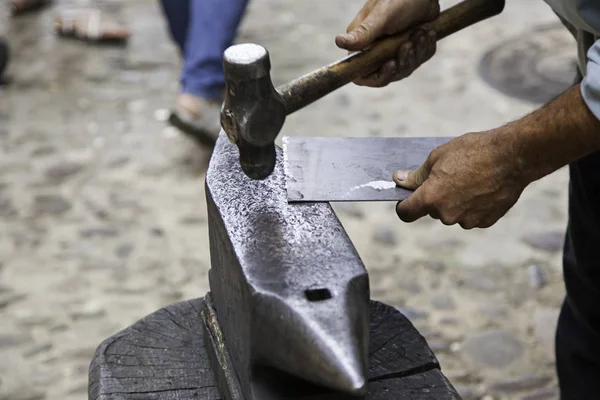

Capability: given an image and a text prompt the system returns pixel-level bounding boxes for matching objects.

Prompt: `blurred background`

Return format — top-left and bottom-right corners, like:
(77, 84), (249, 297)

(0, 0), (579, 399)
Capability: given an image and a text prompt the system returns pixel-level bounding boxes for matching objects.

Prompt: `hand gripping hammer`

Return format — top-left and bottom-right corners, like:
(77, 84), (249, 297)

(220, 0), (505, 180)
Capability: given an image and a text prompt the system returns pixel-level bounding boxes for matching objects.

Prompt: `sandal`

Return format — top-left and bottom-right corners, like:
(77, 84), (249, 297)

(168, 94), (222, 147)
(10, 0), (51, 16)
(54, 8), (130, 43)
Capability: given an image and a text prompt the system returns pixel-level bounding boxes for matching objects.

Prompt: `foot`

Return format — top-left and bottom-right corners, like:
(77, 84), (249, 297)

(54, 8), (130, 43)
(169, 93), (222, 146)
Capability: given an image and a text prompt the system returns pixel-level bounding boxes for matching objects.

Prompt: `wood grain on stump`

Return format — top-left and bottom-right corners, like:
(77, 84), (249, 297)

(89, 298), (460, 399)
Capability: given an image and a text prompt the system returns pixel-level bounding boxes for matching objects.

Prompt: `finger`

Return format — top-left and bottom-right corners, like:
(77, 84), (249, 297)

(459, 218), (477, 230)
(392, 41), (413, 80)
(407, 31), (423, 55)
(381, 0), (440, 36)
(407, 47), (417, 73)
(396, 186), (430, 223)
(354, 30), (429, 86)
(416, 30), (436, 66)
(412, 31), (428, 65)
(478, 209), (509, 229)
(354, 60), (397, 87)
(426, 0), (441, 22)
(477, 217), (498, 229)
(429, 209), (441, 220)
(390, 31), (436, 82)
(426, 30), (437, 60)
(335, 1), (370, 49)
(335, 7), (388, 51)
(345, 2), (373, 33)
(393, 163), (431, 190)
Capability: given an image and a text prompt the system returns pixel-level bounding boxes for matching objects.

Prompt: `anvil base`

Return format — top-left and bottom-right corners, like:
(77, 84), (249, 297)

(88, 296), (461, 400)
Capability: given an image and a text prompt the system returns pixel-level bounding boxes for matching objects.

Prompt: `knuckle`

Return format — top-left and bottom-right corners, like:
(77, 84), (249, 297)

(440, 215), (458, 226)
(438, 209), (458, 225)
(409, 29), (424, 42)
(428, 147), (441, 162)
(459, 220), (476, 230)
(355, 22), (374, 39)
(420, 188), (437, 208)
(427, 0), (441, 19)
(414, 168), (429, 184)
(479, 217), (498, 229)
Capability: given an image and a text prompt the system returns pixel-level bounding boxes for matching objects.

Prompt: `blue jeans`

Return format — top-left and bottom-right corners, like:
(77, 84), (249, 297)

(160, 0), (250, 101)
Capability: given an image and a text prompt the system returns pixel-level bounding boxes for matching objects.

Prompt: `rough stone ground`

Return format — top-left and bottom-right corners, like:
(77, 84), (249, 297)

(0, 0), (575, 399)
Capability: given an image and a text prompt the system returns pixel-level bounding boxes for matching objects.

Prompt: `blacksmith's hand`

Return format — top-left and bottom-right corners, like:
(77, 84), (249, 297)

(392, 130), (529, 230)
(335, 0), (440, 87)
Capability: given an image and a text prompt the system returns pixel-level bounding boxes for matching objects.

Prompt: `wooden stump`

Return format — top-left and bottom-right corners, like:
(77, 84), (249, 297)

(89, 298), (460, 399)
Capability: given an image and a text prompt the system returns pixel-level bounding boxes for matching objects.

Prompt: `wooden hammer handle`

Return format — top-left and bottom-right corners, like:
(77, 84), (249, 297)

(277, 0), (505, 115)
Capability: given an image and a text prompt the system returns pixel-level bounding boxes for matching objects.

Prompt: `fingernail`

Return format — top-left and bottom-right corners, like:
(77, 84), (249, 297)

(394, 170), (409, 182)
(341, 32), (355, 42)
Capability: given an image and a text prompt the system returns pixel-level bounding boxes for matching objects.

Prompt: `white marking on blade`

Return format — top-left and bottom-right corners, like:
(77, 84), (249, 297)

(349, 180), (396, 192)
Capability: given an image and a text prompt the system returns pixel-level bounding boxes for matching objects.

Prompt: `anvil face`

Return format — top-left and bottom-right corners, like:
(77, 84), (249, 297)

(205, 132), (370, 397)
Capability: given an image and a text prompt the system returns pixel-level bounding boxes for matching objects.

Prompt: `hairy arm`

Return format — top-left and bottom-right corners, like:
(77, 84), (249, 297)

(393, 83), (600, 229)
(512, 83), (600, 182)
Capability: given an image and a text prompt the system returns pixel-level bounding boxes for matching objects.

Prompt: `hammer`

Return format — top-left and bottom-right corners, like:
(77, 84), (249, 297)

(220, 0), (505, 180)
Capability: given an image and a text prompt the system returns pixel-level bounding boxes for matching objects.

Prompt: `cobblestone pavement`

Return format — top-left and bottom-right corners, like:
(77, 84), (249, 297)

(0, 1), (576, 399)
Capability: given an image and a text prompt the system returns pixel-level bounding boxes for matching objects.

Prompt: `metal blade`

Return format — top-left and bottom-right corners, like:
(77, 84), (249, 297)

(283, 136), (453, 202)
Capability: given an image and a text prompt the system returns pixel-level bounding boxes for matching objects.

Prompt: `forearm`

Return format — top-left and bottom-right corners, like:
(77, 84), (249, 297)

(502, 84), (600, 184)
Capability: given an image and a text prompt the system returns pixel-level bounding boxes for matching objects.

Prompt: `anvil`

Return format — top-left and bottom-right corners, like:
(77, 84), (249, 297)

(204, 133), (370, 398)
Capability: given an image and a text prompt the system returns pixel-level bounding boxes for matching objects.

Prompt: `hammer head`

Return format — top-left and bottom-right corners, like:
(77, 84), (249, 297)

(221, 44), (286, 180)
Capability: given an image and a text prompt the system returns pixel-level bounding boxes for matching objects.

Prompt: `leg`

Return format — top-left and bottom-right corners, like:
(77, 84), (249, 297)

(158, 0), (190, 56)
(182, 0), (250, 101)
(168, 0), (250, 144)
(556, 151), (600, 399)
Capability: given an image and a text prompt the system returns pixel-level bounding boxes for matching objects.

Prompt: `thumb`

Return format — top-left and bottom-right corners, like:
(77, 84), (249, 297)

(336, 14), (385, 51)
(393, 163), (430, 190)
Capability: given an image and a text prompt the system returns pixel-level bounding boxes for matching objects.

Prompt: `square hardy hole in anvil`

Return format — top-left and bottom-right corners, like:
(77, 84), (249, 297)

(305, 288), (333, 302)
